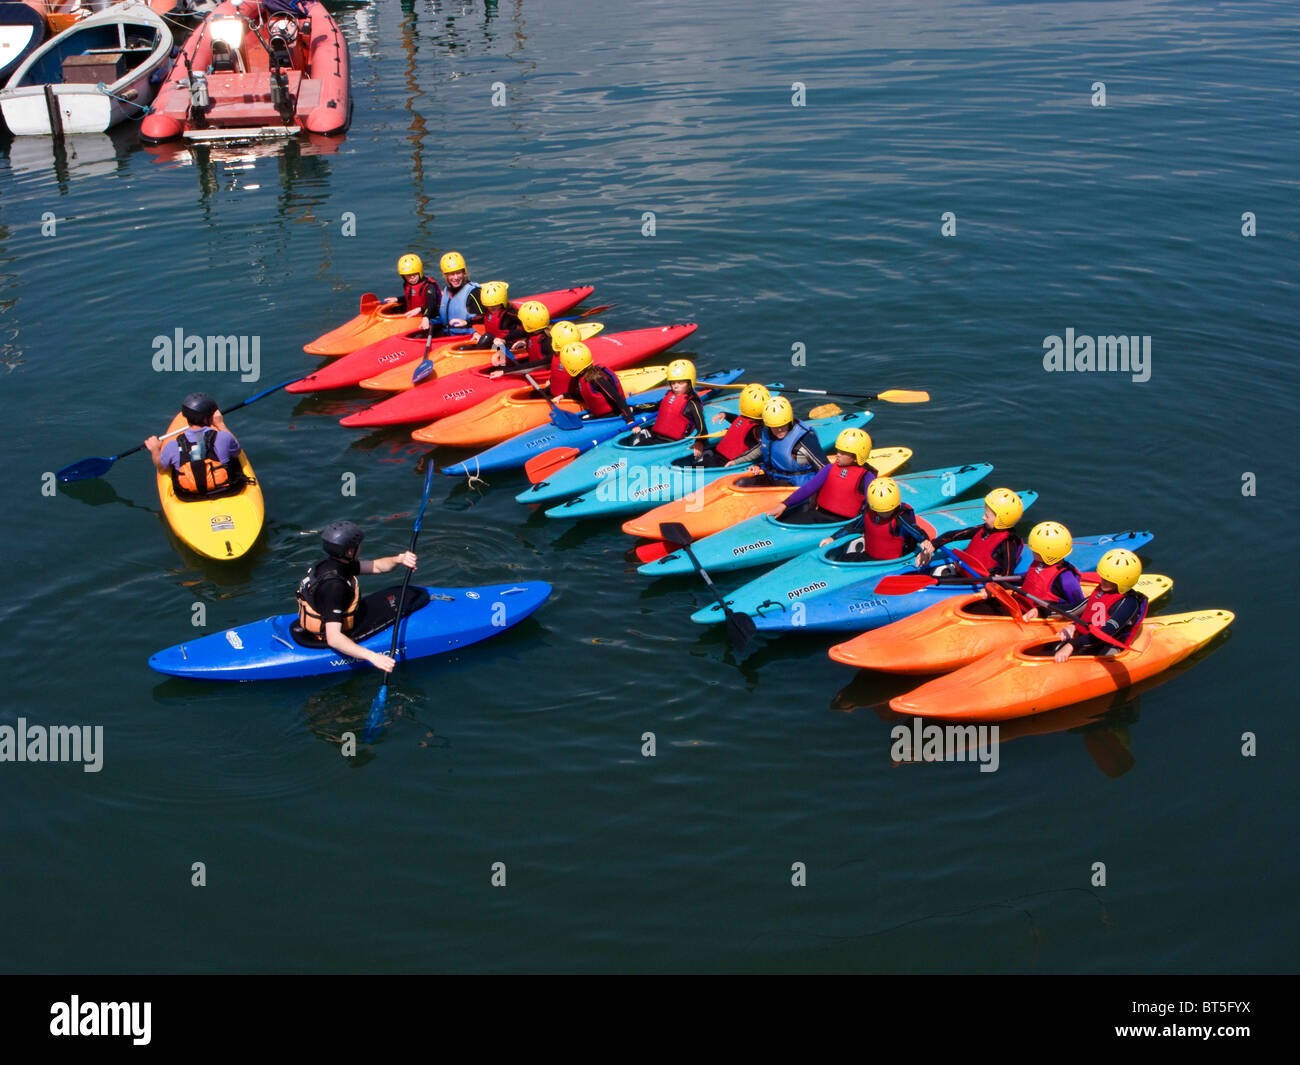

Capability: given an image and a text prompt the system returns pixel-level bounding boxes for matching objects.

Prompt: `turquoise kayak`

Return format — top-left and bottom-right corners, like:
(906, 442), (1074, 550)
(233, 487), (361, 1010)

(747, 529), (1154, 632)
(542, 413), (874, 520)
(642, 462), (994, 578)
(440, 368), (746, 477)
(515, 387), (795, 506)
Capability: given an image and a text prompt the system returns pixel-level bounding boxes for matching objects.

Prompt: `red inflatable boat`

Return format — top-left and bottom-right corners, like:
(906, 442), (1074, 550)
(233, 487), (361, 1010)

(140, 0), (350, 143)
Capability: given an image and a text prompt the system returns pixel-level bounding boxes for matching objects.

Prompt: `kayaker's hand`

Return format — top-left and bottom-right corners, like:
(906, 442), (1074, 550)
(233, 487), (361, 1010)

(404, 308), (422, 318)
(144, 435), (162, 455)
(1053, 643), (1074, 664)
(490, 351), (506, 368)
(489, 370), (504, 379)
(819, 537), (833, 547)
(449, 318), (467, 328)
(1059, 624), (1075, 639)
(692, 443), (705, 458)
(1022, 607), (1039, 620)
(370, 652), (397, 673)
(977, 586), (990, 599)
(917, 541), (935, 564)
(711, 411), (726, 425)
(396, 551), (417, 570)
(211, 410), (227, 432)
(420, 316), (432, 330)
(768, 504), (786, 519)
(510, 340), (526, 353)
(746, 464), (762, 475)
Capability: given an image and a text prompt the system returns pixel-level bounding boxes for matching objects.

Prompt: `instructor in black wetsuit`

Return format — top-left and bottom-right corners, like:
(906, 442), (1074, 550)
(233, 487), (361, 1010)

(295, 520), (417, 673)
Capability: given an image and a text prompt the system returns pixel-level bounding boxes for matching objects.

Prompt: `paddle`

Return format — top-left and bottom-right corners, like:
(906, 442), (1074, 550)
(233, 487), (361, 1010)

(710, 385), (929, 404)
(409, 330), (439, 386)
(873, 568), (1103, 596)
(521, 372), (584, 430)
(659, 521), (757, 653)
(361, 460), (438, 743)
(1010, 585), (1127, 650)
(524, 446), (582, 484)
(56, 376), (301, 483)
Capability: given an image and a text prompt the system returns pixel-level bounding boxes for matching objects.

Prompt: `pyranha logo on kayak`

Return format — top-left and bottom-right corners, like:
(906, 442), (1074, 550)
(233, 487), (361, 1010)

(731, 539), (773, 557)
(152, 330), (261, 383)
(787, 580), (828, 600)
(890, 719), (1000, 773)
(1041, 330), (1151, 383)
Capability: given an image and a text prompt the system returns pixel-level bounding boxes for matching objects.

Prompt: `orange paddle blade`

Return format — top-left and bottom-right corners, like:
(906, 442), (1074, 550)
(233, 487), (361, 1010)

(525, 447), (581, 484)
(876, 389), (930, 403)
(633, 540), (673, 564)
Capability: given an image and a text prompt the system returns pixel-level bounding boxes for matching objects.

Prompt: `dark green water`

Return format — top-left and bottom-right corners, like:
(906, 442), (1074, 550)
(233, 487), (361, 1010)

(1, 0), (1295, 973)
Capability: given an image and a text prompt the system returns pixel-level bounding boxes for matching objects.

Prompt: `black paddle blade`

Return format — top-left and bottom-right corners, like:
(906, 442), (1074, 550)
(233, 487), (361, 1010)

(726, 611), (758, 654)
(658, 521), (692, 548)
(57, 457), (114, 483)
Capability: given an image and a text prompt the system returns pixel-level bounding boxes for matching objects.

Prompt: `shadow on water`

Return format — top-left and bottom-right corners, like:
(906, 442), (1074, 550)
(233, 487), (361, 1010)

(59, 477), (158, 515)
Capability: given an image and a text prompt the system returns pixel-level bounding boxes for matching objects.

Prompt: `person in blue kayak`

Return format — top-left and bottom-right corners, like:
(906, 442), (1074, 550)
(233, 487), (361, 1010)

(822, 476), (922, 558)
(294, 521), (418, 674)
(558, 342), (637, 422)
(144, 391), (243, 499)
(682, 383), (770, 468)
(737, 396), (827, 486)
(395, 253), (439, 319)
(421, 251), (483, 337)
(1052, 548), (1147, 662)
(916, 487), (1025, 577)
(1014, 521), (1085, 619)
(768, 426), (876, 523)
(627, 359), (706, 446)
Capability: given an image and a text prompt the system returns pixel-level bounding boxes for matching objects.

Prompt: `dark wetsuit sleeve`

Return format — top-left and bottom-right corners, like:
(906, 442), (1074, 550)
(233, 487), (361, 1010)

(423, 283), (445, 321)
(593, 368), (635, 422)
(687, 395), (707, 445)
(932, 525), (981, 549)
(464, 288), (486, 324)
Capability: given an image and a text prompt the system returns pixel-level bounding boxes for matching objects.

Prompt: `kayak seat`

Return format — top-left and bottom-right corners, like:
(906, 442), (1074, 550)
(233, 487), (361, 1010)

(169, 469), (250, 503)
(963, 598), (1014, 618)
(288, 585), (432, 648)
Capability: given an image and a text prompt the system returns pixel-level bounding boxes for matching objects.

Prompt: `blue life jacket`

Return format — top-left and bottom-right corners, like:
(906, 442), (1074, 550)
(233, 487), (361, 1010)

(439, 283), (480, 335)
(760, 421), (820, 486)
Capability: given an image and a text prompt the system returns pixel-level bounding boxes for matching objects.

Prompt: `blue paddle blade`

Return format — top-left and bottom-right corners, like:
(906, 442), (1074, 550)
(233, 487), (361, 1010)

(410, 358), (436, 385)
(57, 457), (115, 482)
(548, 407), (584, 430)
(361, 685), (388, 743)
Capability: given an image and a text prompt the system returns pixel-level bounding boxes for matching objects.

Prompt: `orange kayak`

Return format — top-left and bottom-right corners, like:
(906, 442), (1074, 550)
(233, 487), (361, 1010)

(410, 365), (670, 448)
(829, 574), (1173, 675)
(887, 610), (1234, 721)
(620, 447), (913, 540)
(360, 322), (605, 392)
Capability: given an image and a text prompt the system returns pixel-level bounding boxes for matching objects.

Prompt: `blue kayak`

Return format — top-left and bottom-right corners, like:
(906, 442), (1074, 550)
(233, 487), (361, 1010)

(440, 368), (746, 477)
(688, 495), (1033, 623)
(516, 387), (795, 506)
(744, 529), (1152, 632)
(644, 462), (994, 579)
(543, 412), (875, 521)
(148, 582), (552, 681)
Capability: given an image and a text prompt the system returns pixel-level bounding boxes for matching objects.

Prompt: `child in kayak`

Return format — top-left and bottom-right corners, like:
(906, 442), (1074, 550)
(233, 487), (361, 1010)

(1015, 521), (1085, 619)
(682, 383), (770, 468)
(917, 488), (1025, 577)
(557, 342), (638, 423)
(823, 476), (921, 558)
(489, 299), (555, 371)
(476, 281), (526, 354)
(145, 391), (243, 499)
(294, 521), (418, 674)
(628, 359), (706, 446)
(395, 253), (439, 320)
(421, 250), (483, 336)
(1053, 548), (1147, 662)
(738, 396), (828, 486)
(769, 427), (876, 523)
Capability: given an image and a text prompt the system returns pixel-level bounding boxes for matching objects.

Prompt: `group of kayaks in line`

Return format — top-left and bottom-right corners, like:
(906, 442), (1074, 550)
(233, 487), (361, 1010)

(60, 249), (1233, 719)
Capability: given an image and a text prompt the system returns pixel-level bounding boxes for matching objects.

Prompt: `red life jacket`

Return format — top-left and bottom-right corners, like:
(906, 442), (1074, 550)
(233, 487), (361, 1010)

(547, 351), (576, 398)
(862, 510), (908, 560)
(1077, 587), (1148, 646)
(578, 367), (625, 416)
(715, 415), (760, 460)
(481, 305), (515, 339)
(403, 276), (436, 314)
(816, 465), (869, 518)
(961, 528), (1019, 575)
(652, 392), (694, 440)
(1019, 559), (1079, 604)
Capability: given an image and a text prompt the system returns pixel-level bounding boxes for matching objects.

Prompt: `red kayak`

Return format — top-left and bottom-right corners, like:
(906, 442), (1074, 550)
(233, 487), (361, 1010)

(286, 286), (594, 394)
(339, 324), (698, 428)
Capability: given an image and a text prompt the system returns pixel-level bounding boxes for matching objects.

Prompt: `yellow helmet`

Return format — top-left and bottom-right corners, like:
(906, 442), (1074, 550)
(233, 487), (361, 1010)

(666, 358), (696, 386)
(480, 281), (509, 307)
(439, 251), (467, 274)
(1096, 548), (1142, 593)
(560, 342), (594, 376)
(834, 427), (873, 465)
(397, 253), (422, 277)
(549, 321), (583, 349)
(867, 477), (901, 513)
(517, 301), (550, 333)
(1027, 521), (1072, 566)
(737, 384), (771, 420)
(984, 488), (1023, 530)
(762, 396), (794, 428)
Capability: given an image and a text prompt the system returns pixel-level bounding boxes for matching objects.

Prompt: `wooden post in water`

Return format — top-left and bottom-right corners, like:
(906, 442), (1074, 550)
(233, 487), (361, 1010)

(44, 84), (64, 139)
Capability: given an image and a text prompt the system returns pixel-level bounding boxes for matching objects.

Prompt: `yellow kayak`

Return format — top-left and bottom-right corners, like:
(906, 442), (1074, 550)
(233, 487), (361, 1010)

(155, 413), (265, 561)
